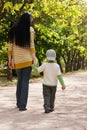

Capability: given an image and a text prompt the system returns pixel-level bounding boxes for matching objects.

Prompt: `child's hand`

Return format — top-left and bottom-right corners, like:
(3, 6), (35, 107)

(62, 85), (66, 90)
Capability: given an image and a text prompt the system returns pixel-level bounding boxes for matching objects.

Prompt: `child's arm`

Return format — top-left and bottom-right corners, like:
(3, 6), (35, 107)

(32, 64), (39, 73)
(57, 75), (66, 90)
(32, 64), (41, 77)
(32, 63), (44, 73)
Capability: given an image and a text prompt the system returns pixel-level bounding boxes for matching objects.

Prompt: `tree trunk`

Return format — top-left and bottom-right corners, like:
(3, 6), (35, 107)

(56, 57), (63, 73)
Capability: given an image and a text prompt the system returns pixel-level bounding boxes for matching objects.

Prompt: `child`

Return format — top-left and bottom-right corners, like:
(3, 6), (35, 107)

(33, 49), (65, 113)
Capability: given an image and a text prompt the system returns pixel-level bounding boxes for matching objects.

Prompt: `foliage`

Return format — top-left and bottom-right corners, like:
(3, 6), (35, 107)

(0, 0), (87, 77)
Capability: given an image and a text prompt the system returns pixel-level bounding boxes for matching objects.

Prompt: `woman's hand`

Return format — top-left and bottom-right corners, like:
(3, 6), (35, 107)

(8, 58), (14, 69)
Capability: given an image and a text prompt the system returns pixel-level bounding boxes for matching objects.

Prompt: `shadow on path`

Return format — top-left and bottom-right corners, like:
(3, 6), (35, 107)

(0, 71), (87, 130)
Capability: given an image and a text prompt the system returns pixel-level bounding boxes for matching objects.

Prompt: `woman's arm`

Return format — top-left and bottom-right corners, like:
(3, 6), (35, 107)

(8, 43), (14, 69)
(31, 53), (36, 66)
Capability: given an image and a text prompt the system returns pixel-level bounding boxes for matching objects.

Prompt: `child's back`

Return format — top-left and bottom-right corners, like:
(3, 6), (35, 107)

(38, 62), (61, 86)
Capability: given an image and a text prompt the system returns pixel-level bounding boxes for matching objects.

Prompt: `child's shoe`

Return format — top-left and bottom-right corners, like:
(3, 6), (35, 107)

(50, 108), (54, 112)
(45, 108), (51, 113)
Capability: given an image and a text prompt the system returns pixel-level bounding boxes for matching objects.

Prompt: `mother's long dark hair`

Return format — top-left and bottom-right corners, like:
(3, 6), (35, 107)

(8, 12), (32, 47)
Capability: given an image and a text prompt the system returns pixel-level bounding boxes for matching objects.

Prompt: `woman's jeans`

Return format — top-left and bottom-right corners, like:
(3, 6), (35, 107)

(16, 66), (32, 109)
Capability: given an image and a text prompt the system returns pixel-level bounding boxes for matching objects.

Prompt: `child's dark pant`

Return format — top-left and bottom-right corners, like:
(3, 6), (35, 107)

(43, 84), (57, 110)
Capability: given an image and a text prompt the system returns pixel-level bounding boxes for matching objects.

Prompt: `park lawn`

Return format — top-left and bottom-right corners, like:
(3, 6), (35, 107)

(0, 76), (42, 87)
(0, 77), (17, 87)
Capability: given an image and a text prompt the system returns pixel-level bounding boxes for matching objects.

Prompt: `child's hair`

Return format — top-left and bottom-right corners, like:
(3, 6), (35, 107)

(46, 49), (56, 61)
(8, 12), (33, 48)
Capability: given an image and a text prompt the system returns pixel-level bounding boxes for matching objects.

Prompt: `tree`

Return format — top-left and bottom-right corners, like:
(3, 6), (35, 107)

(0, 0), (87, 77)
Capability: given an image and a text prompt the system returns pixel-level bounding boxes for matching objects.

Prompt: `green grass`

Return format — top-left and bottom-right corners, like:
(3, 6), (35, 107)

(0, 67), (40, 87)
(0, 77), (17, 87)
(0, 76), (42, 87)
(0, 69), (86, 87)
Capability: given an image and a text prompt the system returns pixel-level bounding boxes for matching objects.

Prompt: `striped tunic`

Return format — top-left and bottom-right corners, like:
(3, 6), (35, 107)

(8, 27), (35, 69)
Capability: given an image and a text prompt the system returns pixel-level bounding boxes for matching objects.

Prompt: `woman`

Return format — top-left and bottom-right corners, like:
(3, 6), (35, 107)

(8, 12), (36, 111)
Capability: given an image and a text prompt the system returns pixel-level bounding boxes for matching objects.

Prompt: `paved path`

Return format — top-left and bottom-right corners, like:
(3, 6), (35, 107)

(0, 71), (87, 130)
